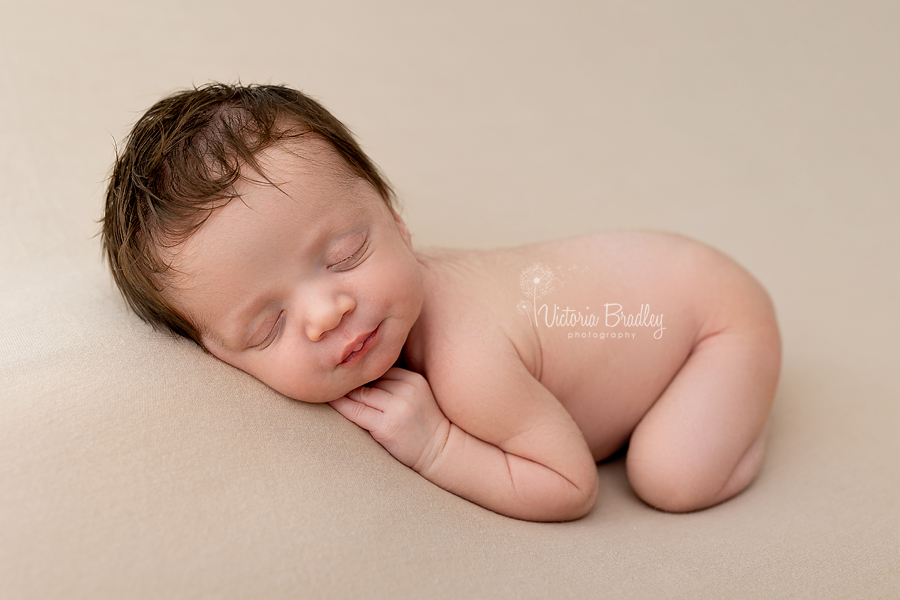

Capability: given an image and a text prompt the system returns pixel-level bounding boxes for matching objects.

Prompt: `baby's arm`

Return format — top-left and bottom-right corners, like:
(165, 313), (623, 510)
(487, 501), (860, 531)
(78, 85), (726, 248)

(329, 343), (598, 522)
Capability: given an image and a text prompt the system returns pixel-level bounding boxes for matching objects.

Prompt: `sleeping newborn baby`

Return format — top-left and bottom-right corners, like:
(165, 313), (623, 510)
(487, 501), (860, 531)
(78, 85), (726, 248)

(103, 83), (781, 521)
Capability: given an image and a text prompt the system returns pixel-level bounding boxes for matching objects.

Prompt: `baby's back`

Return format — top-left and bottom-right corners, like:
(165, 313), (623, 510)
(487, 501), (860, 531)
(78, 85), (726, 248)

(409, 231), (775, 461)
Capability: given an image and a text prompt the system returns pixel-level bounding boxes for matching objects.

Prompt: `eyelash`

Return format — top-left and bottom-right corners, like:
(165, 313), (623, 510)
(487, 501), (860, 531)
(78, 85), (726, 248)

(254, 312), (283, 350)
(330, 238), (369, 270)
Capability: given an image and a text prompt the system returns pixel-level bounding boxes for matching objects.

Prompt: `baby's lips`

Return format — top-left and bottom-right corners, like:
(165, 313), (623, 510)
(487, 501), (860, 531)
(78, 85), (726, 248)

(338, 325), (380, 365)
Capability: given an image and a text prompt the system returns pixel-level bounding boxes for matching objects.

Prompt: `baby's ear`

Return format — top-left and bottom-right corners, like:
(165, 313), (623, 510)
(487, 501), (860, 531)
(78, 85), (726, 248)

(391, 208), (413, 247)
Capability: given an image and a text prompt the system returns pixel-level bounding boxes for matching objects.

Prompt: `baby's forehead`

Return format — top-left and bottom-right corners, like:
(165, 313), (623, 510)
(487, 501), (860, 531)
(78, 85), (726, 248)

(249, 136), (360, 188)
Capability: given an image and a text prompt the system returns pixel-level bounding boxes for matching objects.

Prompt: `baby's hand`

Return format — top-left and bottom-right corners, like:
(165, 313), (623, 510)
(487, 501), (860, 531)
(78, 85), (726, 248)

(329, 368), (450, 473)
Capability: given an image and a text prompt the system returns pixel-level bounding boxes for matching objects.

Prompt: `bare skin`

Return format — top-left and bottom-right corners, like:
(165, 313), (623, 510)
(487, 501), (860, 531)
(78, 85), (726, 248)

(167, 141), (781, 522)
(392, 237), (780, 520)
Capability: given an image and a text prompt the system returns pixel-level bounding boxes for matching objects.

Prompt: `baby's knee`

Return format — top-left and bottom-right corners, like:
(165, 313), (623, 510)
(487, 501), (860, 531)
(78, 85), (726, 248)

(626, 452), (716, 513)
(625, 435), (766, 513)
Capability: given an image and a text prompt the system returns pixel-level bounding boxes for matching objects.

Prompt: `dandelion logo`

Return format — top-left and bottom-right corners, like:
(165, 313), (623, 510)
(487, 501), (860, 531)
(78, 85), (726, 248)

(519, 262), (556, 326)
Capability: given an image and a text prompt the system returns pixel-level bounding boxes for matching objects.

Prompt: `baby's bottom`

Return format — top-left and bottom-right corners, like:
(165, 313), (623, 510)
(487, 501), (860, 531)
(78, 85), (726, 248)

(625, 324), (780, 513)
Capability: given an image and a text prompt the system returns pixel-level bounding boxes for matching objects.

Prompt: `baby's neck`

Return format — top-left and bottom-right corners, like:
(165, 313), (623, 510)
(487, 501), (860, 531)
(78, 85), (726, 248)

(398, 248), (466, 375)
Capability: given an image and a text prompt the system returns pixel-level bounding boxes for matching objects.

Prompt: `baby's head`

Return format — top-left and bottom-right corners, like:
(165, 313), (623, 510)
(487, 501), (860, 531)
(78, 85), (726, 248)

(103, 83), (424, 402)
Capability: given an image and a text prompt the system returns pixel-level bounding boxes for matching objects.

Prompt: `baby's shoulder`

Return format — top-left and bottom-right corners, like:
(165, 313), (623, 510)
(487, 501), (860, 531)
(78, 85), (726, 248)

(407, 247), (541, 379)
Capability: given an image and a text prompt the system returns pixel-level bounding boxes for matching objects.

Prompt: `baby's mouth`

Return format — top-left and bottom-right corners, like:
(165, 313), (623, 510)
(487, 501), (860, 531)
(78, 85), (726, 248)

(339, 325), (380, 365)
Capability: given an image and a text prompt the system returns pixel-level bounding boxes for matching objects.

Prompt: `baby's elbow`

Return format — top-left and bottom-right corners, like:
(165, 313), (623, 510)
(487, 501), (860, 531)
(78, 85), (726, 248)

(566, 479), (600, 521)
(505, 454), (599, 521)
(543, 471), (600, 522)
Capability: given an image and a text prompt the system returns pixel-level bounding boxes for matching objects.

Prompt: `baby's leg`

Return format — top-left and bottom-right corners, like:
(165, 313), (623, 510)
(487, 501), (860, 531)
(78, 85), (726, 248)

(626, 325), (780, 512)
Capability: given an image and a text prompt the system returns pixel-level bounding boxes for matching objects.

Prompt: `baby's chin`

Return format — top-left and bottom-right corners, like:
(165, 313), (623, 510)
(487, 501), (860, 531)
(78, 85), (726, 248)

(286, 351), (400, 404)
(281, 319), (411, 403)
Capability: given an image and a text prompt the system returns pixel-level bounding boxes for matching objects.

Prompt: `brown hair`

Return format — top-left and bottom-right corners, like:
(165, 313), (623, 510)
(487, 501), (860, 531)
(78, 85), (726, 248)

(101, 82), (394, 345)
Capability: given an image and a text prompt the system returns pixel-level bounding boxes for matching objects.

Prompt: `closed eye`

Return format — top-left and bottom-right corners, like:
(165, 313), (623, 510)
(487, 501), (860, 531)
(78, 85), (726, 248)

(252, 311), (284, 350)
(330, 238), (369, 271)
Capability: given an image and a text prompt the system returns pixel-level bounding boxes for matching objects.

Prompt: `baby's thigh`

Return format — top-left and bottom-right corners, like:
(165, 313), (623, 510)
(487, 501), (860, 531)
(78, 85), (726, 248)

(625, 323), (780, 513)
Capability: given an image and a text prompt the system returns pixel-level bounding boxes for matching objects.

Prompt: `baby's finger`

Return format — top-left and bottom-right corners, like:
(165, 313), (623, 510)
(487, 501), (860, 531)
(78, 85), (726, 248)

(367, 372), (429, 399)
(329, 396), (384, 432)
(375, 367), (418, 382)
(364, 378), (412, 398)
(346, 384), (393, 411)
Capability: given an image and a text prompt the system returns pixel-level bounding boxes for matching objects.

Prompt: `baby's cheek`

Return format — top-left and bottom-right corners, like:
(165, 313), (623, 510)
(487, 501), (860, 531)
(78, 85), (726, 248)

(278, 375), (336, 404)
(387, 253), (424, 308)
(245, 357), (313, 403)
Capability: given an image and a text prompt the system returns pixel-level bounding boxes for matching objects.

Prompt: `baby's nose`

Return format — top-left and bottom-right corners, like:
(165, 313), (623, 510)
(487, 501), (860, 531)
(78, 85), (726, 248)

(305, 295), (356, 342)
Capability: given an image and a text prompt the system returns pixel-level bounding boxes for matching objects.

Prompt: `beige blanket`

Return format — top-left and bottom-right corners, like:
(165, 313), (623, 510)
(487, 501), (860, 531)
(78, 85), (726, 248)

(2, 1), (897, 597)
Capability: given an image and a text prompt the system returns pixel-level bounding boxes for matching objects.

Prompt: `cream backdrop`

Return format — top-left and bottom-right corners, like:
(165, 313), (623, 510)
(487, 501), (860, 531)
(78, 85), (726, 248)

(1, 1), (898, 598)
